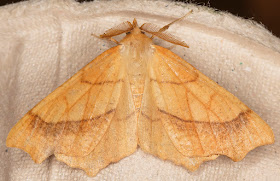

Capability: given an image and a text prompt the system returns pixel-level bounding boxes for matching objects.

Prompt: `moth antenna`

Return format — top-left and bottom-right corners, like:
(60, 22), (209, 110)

(140, 10), (192, 47)
(99, 21), (133, 38)
(159, 9), (193, 32)
(148, 10), (193, 40)
(140, 24), (189, 48)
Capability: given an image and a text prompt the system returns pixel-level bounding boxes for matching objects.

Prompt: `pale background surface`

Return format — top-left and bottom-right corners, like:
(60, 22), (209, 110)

(0, 0), (279, 180)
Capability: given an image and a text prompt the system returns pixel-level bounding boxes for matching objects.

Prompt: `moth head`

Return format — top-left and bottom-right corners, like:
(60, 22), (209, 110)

(132, 18), (138, 28)
(99, 14), (190, 48)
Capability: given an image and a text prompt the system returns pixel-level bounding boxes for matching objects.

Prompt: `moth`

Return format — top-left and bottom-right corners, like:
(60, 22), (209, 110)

(6, 11), (274, 176)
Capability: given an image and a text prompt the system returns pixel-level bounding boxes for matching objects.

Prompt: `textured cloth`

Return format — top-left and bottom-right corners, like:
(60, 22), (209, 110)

(0, 0), (279, 180)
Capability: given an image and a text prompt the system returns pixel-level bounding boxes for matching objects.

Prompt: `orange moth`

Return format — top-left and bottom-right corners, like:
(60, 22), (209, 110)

(6, 11), (274, 176)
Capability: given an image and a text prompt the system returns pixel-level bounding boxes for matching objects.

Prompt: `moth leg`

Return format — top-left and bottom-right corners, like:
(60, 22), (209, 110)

(166, 44), (177, 50)
(109, 37), (119, 44)
(91, 33), (120, 45)
(91, 33), (102, 40)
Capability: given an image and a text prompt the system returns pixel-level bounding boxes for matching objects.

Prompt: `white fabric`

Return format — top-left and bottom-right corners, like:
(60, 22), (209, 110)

(0, 0), (279, 180)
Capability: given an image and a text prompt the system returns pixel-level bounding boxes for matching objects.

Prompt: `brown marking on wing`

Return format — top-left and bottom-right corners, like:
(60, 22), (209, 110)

(27, 109), (115, 137)
(158, 109), (252, 125)
(150, 77), (198, 85)
(141, 112), (160, 122)
(81, 79), (124, 85)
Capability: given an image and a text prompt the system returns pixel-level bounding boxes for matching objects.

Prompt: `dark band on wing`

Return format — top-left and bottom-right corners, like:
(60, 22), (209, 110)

(141, 108), (252, 125)
(150, 77), (197, 85)
(81, 79), (124, 85)
(26, 109), (116, 137)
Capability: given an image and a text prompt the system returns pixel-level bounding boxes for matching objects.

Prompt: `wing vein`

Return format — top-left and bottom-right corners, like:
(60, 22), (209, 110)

(52, 53), (117, 155)
(69, 55), (120, 153)
(22, 117), (39, 148)
(158, 54), (204, 153)
(60, 55), (115, 118)
(86, 57), (122, 152)
(153, 58), (197, 153)
(89, 62), (125, 161)
(244, 111), (263, 143)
